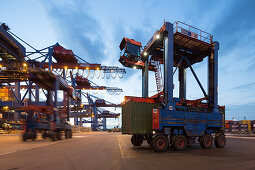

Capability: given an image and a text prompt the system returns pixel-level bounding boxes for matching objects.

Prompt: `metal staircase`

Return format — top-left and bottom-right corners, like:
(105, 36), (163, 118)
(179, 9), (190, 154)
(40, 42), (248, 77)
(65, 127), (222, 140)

(151, 60), (163, 94)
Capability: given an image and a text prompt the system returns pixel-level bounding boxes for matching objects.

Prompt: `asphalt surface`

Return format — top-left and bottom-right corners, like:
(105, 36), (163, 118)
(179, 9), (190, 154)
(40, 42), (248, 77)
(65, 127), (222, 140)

(0, 132), (255, 170)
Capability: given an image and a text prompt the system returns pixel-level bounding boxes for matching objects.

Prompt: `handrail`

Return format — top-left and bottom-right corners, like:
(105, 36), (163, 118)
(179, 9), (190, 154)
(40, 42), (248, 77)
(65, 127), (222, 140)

(174, 21), (213, 44)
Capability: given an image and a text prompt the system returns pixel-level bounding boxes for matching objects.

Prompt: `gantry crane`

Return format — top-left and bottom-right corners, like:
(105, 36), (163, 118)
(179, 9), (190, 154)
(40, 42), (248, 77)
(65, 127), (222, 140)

(0, 22), (124, 137)
(120, 21), (226, 152)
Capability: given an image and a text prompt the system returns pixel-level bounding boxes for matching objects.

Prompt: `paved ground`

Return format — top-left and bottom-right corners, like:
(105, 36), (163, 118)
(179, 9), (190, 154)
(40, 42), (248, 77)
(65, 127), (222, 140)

(0, 132), (255, 170)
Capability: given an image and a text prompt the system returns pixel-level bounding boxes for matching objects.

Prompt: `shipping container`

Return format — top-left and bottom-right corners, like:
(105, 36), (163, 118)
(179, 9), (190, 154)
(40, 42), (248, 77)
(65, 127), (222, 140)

(239, 124), (249, 134)
(225, 120), (232, 130)
(122, 101), (160, 134)
(229, 121), (239, 134)
(239, 120), (251, 132)
(251, 120), (255, 133)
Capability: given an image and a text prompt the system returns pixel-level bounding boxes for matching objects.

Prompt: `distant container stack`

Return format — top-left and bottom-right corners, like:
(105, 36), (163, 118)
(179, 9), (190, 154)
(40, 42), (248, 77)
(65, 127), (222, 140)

(225, 120), (254, 134)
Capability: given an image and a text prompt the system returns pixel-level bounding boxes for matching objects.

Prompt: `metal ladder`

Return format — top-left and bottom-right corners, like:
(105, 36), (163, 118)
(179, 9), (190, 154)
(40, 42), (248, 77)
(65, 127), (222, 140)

(152, 60), (163, 94)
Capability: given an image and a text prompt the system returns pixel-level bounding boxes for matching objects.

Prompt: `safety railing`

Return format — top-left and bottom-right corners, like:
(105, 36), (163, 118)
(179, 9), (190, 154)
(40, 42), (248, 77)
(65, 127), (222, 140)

(174, 21), (212, 44)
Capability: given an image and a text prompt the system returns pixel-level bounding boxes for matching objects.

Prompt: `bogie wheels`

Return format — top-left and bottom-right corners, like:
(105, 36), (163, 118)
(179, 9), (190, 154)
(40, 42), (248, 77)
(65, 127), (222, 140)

(22, 132), (28, 142)
(147, 138), (152, 145)
(200, 134), (213, 149)
(57, 131), (62, 140)
(65, 130), (69, 139)
(146, 134), (153, 145)
(65, 130), (72, 139)
(215, 133), (226, 148)
(32, 131), (37, 141)
(69, 130), (72, 138)
(51, 131), (57, 141)
(152, 135), (169, 152)
(42, 131), (47, 139)
(173, 135), (187, 151)
(131, 135), (143, 146)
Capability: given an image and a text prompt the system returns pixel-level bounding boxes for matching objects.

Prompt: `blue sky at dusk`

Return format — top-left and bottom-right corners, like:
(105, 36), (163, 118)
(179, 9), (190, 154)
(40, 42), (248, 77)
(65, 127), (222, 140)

(1, 0), (255, 127)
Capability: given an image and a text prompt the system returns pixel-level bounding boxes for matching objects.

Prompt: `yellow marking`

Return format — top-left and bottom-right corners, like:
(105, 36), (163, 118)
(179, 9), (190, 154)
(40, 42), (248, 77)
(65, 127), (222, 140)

(117, 135), (124, 159)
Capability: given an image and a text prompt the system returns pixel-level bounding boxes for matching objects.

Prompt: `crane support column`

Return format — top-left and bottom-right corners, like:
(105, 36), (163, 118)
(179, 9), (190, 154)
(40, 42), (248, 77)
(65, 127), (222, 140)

(208, 41), (219, 111)
(35, 85), (39, 104)
(14, 82), (21, 120)
(54, 77), (59, 123)
(103, 117), (106, 131)
(164, 22), (174, 109)
(213, 41), (219, 111)
(66, 95), (70, 121)
(142, 57), (149, 98)
(179, 66), (186, 99)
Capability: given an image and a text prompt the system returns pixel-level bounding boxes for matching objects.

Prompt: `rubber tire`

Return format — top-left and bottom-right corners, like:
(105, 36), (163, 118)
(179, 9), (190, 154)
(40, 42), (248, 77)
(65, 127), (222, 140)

(173, 135), (187, 151)
(215, 133), (226, 148)
(42, 131), (47, 139)
(200, 134), (213, 149)
(51, 131), (57, 141)
(131, 135), (143, 146)
(147, 137), (152, 145)
(57, 131), (62, 140)
(65, 130), (69, 139)
(69, 130), (72, 138)
(23, 132), (28, 142)
(32, 131), (37, 141)
(152, 135), (169, 152)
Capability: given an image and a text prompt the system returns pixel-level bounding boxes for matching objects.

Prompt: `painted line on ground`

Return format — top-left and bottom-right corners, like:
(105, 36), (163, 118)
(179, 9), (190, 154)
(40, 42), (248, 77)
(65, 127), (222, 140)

(0, 151), (17, 156)
(73, 136), (88, 138)
(117, 135), (124, 159)
(227, 136), (255, 140)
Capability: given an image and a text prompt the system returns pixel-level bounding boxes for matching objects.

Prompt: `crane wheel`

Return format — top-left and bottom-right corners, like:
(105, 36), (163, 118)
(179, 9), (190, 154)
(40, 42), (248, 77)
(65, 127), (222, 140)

(173, 135), (187, 151)
(22, 132), (28, 142)
(32, 131), (37, 141)
(65, 130), (69, 139)
(69, 130), (72, 138)
(57, 131), (62, 140)
(215, 133), (226, 148)
(152, 135), (169, 152)
(51, 131), (57, 141)
(200, 134), (213, 149)
(131, 135), (143, 146)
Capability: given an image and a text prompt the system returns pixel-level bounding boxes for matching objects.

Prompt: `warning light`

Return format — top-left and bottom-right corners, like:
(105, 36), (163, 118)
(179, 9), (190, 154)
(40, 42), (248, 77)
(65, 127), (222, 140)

(23, 63), (27, 67)
(156, 34), (160, 39)
(64, 66), (68, 70)
(75, 67), (78, 70)
(86, 67), (89, 70)
(96, 67), (100, 70)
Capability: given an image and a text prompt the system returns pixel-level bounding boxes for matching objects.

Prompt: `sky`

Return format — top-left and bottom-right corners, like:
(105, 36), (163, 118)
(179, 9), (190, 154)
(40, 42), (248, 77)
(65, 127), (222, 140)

(1, 0), (255, 127)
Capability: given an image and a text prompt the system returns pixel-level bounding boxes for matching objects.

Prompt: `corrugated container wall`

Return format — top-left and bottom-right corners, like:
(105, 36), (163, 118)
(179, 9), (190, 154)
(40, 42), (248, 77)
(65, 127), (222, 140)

(122, 101), (160, 135)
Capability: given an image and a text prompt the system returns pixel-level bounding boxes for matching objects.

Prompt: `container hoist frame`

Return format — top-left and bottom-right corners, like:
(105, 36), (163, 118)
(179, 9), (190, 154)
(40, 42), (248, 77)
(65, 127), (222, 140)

(120, 21), (226, 152)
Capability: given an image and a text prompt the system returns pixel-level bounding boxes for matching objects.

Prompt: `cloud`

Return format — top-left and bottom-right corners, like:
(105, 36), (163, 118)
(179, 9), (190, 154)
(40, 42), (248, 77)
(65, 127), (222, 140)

(212, 0), (255, 53)
(41, 0), (106, 63)
(40, 0), (255, 121)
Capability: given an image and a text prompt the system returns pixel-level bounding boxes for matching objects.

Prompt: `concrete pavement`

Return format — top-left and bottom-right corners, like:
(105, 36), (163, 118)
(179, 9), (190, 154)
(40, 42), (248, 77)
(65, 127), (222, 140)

(0, 132), (254, 170)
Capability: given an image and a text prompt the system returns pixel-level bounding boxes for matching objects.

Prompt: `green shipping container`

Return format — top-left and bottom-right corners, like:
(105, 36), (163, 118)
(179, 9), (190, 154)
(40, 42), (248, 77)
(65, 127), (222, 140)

(122, 101), (160, 135)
